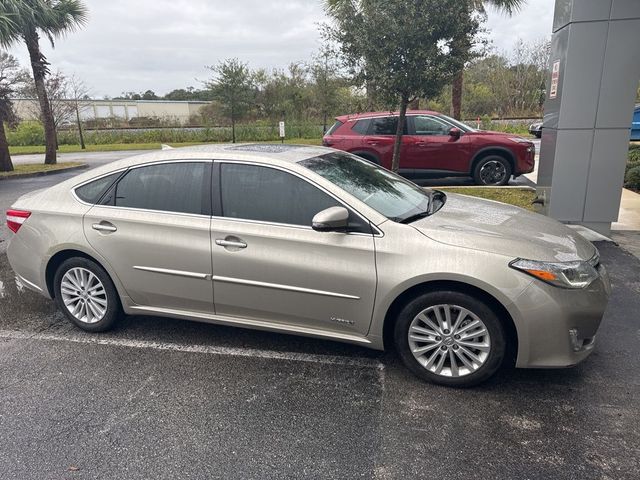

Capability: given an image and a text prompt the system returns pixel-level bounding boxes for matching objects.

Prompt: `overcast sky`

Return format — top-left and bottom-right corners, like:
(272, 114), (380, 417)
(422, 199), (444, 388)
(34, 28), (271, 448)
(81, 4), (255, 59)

(8, 0), (556, 98)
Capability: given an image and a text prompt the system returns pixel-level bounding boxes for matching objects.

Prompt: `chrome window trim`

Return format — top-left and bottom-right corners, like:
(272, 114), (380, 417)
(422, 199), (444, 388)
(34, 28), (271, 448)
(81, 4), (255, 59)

(216, 159), (383, 237)
(71, 159), (213, 210)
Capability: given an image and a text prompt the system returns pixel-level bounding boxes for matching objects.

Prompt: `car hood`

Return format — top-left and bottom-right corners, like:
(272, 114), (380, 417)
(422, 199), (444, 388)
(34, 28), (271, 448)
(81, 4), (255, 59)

(411, 193), (596, 263)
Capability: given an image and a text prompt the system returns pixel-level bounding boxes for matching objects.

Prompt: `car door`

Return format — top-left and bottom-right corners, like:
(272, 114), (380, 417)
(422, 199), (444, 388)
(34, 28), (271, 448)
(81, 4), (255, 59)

(363, 116), (410, 172)
(210, 161), (377, 337)
(404, 115), (463, 173)
(83, 161), (214, 313)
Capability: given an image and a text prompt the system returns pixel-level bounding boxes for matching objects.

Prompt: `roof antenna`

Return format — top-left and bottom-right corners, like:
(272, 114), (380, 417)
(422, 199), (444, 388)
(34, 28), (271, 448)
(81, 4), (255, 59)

(161, 144), (174, 150)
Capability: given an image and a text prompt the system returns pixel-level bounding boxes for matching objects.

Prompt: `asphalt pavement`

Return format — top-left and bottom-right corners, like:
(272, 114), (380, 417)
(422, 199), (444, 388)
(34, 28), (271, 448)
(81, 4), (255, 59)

(1, 144), (639, 479)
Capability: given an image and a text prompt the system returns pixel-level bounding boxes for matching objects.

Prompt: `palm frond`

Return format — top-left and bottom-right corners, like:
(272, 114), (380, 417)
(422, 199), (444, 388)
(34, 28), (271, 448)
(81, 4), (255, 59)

(39, 0), (89, 40)
(483, 0), (526, 15)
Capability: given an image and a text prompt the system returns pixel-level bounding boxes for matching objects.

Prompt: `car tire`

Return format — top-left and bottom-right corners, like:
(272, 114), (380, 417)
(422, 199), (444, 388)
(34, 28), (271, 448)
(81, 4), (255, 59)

(393, 290), (506, 387)
(473, 155), (512, 186)
(54, 257), (121, 332)
(535, 131), (542, 139)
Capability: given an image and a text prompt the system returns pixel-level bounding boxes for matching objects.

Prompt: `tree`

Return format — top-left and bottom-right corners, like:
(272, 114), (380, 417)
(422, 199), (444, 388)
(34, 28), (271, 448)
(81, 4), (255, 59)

(326, 0), (479, 171)
(0, 51), (22, 172)
(0, 0), (88, 164)
(68, 74), (89, 149)
(451, 0), (526, 119)
(205, 59), (255, 143)
(309, 48), (343, 133)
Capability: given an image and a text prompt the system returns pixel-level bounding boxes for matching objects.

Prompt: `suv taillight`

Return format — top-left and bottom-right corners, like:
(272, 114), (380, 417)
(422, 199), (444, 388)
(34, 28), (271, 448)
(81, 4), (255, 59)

(6, 209), (31, 233)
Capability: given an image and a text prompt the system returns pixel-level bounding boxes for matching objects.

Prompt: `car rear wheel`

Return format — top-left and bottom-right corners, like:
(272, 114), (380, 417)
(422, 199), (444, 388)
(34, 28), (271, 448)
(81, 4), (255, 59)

(54, 257), (121, 332)
(394, 291), (506, 387)
(473, 155), (512, 186)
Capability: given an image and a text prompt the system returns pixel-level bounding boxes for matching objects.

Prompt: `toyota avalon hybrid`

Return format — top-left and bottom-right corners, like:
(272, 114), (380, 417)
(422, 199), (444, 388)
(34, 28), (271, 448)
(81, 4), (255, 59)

(6, 144), (610, 387)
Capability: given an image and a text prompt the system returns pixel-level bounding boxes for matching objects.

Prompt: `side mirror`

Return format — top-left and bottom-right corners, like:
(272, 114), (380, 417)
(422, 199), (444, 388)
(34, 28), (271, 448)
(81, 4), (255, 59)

(449, 127), (462, 139)
(312, 206), (349, 232)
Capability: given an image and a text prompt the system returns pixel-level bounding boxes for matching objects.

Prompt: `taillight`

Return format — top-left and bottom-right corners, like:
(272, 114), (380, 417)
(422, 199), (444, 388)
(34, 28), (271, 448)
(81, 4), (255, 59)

(6, 209), (31, 233)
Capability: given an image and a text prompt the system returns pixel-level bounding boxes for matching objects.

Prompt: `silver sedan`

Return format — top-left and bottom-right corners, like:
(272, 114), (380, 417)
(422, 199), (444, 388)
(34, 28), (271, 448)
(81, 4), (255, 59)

(6, 144), (611, 387)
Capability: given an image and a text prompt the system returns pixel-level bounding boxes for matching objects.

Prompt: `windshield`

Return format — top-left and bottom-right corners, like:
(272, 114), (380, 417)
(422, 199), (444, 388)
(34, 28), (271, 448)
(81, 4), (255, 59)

(436, 114), (476, 132)
(299, 152), (445, 222)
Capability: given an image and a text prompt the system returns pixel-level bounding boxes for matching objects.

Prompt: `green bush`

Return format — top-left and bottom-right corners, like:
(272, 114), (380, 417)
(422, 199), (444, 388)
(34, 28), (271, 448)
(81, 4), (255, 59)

(7, 121), (45, 146)
(625, 165), (640, 191)
(628, 146), (640, 163)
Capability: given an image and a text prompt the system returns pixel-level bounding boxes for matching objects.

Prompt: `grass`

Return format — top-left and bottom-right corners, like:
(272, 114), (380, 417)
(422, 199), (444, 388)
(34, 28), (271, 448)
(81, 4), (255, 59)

(9, 138), (324, 156)
(438, 187), (536, 211)
(0, 162), (84, 177)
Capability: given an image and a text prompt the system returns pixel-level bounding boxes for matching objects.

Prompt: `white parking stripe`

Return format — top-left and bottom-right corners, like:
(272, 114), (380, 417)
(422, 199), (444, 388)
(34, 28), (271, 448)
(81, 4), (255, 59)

(0, 329), (385, 370)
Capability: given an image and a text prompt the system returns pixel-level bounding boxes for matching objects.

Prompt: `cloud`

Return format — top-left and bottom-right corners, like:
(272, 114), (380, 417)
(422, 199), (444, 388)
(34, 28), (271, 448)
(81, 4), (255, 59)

(9, 0), (556, 98)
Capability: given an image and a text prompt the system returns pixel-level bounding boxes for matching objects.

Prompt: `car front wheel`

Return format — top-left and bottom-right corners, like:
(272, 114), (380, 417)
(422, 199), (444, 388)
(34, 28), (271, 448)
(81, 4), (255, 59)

(54, 257), (121, 332)
(394, 291), (506, 387)
(473, 155), (512, 186)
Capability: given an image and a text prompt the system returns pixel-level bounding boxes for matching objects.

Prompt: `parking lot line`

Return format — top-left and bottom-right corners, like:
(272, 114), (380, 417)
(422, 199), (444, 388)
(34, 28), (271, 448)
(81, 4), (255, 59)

(0, 328), (385, 370)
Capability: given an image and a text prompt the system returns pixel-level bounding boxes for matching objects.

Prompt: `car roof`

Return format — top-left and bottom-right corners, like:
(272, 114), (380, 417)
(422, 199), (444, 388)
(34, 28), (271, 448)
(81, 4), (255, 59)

(336, 110), (442, 122)
(63, 143), (336, 188)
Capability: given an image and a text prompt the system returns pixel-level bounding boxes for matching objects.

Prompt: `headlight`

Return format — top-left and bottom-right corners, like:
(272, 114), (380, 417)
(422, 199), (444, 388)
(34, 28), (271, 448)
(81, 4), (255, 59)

(509, 258), (599, 289)
(508, 137), (533, 145)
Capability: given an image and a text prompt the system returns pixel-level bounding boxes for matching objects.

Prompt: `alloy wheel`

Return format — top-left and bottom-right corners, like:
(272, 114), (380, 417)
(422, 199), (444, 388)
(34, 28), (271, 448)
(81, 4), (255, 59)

(479, 160), (507, 185)
(60, 267), (108, 324)
(407, 304), (491, 378)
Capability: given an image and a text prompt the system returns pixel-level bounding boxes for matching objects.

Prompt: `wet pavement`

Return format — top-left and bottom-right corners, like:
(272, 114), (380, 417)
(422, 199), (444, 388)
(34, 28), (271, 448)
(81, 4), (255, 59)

(0, 158), (639, 479)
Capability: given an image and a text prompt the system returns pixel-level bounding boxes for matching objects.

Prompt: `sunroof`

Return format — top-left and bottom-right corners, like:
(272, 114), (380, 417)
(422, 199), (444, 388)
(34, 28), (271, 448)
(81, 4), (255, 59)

(227, 144), (306, 153)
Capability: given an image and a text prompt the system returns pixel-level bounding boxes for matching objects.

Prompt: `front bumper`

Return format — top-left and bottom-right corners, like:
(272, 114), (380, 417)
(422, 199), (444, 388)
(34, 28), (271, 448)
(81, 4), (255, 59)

(511, 264), (611, 368)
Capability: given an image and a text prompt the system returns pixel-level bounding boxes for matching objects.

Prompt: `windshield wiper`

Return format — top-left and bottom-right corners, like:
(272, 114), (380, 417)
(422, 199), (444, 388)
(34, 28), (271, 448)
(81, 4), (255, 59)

(400, 211), (430, 224)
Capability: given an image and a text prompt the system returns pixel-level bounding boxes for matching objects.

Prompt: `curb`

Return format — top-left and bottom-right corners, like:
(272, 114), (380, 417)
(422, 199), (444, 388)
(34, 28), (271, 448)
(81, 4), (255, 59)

(0, 164), (89, 181)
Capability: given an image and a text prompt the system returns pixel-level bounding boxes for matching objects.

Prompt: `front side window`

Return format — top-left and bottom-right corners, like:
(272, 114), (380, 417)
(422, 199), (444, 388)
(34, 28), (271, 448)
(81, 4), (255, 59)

(412, 116), (451, 136)
(103, 162), (208, 215)
(220, 163), (339, 226)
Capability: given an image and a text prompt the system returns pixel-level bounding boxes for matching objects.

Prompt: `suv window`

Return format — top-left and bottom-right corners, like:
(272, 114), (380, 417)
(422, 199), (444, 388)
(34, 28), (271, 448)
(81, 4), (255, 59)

(412, 115), (451, 136)
(368, 116), (407, 135)
(220, 163), (339, 226)
(75, 172), (122, 204)
(104, 162), (209, 215)
(325, 120), (343, 135)
(352, 119), (371, 135)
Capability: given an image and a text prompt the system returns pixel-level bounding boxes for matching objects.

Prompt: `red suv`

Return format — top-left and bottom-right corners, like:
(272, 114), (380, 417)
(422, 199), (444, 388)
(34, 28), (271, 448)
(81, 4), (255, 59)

(322, 111), (535, 185)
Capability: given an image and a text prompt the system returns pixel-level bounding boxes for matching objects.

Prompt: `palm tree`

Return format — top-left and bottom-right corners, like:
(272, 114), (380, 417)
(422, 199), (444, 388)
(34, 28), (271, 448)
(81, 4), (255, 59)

(0, 0), (88, 165)
(451, 0), (525, 120)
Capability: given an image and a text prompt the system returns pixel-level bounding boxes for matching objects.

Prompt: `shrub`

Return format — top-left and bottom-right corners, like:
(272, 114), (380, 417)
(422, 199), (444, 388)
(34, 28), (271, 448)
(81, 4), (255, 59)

(7, 121), (45, 146)
(628, 146), (640, 163)
(625, 165), (640, 191)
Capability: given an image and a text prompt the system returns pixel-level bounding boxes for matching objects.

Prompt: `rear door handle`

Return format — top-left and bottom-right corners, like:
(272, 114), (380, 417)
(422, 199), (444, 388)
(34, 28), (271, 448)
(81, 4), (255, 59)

(92, 222), (117, 232)
(414, 142), (428, 147)
(215, 239), (247, 249)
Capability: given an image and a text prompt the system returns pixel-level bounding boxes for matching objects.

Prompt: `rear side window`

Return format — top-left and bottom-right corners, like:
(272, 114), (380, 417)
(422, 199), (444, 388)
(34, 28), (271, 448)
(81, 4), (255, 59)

(351, 119), (371, 135)
(220, 163), (339, 226)
(369, 117), (406, 135)
(104, 162), (209, 215)
(325, 121), (343, 135)
(75, 172), (122, 204)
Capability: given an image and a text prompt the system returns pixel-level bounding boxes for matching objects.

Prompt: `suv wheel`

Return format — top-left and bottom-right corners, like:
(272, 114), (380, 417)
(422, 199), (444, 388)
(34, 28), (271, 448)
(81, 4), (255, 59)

(54, 257), (121, 332)
(394, 291), (506, 387)
(473, 155), (512, 186)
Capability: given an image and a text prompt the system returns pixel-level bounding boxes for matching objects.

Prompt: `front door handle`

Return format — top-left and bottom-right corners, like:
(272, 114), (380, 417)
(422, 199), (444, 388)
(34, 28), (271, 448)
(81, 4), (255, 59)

(215, 238), (247, 249)
(92, 222), (117, 233)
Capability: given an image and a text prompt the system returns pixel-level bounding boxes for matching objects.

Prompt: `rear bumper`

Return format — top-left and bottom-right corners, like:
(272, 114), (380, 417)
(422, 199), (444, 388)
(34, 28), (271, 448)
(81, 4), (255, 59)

(512, 264), (611, 368)
(6, 234), (51, 299)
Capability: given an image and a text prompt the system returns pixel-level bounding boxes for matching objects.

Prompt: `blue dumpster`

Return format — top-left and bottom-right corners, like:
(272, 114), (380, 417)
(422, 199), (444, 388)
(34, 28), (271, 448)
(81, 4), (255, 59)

(632, 105), (640, 141)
